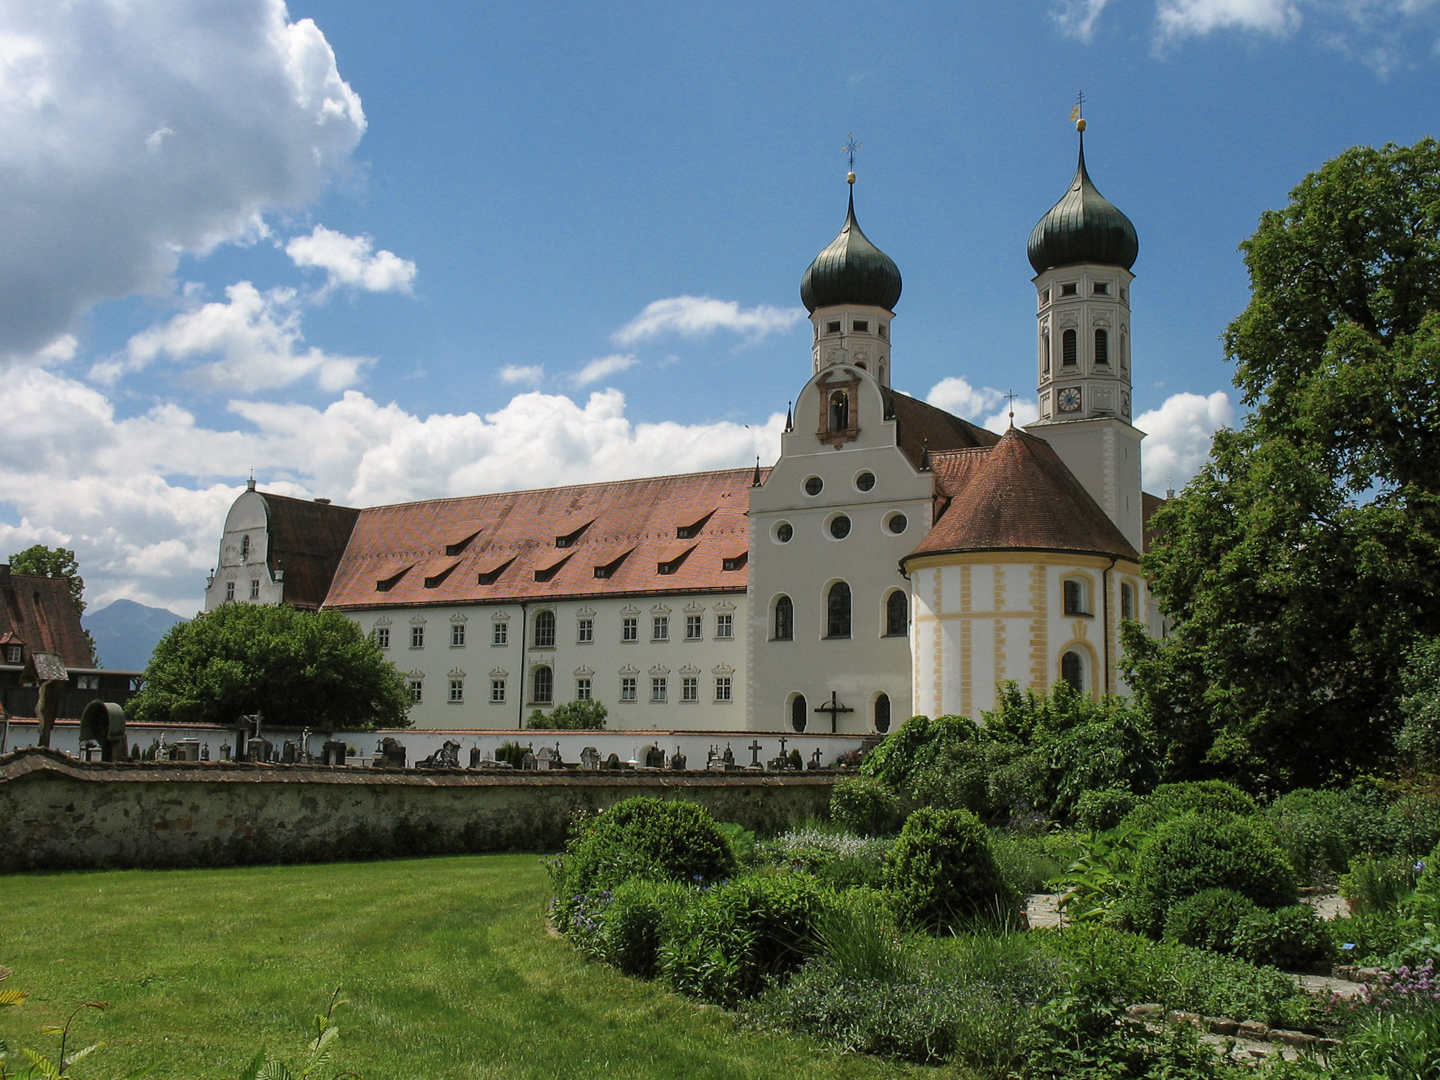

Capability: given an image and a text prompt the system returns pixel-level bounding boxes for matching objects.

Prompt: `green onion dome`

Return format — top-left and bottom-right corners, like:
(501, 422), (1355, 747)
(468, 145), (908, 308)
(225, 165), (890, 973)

(800, 188), (903, 313)
(1027, 136), (1138, 274)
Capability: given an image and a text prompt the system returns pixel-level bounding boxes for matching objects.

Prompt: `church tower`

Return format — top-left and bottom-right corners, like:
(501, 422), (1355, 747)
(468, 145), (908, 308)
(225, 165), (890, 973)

(1024, 120), (1145, 552)
(799, 171), (902, 388)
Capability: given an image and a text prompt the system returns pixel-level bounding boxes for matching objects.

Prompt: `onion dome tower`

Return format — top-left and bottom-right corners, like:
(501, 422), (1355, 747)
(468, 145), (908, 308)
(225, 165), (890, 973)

(1023, 116), (1145, 555)
(800, 169), (901, 387)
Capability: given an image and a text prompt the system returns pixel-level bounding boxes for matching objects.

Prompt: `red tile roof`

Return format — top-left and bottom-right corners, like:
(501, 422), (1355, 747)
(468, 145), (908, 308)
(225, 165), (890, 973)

(260, 494), (362, 610)
(0, 568), (94, 668)
(323, 467), (762, 609)
(882, 388), (1000, 469)
(905, 427), (1139, 563)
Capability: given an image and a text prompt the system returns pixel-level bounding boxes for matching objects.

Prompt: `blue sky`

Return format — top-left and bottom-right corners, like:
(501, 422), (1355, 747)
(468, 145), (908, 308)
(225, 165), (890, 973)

(1, 0), (1436, 614)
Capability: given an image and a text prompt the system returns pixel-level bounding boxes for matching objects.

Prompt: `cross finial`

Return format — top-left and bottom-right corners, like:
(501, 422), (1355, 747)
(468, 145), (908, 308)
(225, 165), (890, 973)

(1004, 389), (1019, 428)
(1070, 91), (1087, 133)
(843, 133), (860, 184)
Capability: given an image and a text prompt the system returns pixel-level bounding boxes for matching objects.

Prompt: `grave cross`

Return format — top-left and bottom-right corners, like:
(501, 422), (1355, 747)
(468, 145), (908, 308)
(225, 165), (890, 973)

(813, 691), (854, 733)
(748, 739), (764, 766)
(777, 735), (789, 756)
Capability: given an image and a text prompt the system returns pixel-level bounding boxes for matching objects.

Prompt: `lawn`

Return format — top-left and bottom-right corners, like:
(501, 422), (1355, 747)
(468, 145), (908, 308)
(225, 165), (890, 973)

(0, 855), (933, 1080)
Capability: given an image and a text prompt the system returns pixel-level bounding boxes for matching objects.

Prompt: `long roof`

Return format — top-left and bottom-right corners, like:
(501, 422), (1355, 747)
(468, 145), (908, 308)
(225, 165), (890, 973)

(0, 569), (94, 667)
(260, 494), (362, 610)
(906, 427), (1139, 563)
(323, 467), (760, 609)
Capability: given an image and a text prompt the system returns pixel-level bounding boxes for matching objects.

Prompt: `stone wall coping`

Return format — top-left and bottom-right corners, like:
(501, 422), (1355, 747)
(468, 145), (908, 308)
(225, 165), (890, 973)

(0, 747), (843, 790)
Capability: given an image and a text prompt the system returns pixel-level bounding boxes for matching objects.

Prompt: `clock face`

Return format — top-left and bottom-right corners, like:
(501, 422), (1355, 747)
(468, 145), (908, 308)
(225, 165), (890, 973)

(1121, 391), (1131, 417)
(1058, 387), (1081, 413)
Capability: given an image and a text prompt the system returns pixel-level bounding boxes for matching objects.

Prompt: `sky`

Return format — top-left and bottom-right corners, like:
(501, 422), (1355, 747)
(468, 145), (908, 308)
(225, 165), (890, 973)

(1, 0), (1437, 617)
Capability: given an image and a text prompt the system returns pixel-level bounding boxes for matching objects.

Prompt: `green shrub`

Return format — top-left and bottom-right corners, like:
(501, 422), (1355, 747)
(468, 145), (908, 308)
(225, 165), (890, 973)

(1341, 855), (1419, 915)
(1333, 1002), (1440, 1080)
(815, 888), (906, 982)
(1074, 788), (1138, 833)
(1329, 912), (1411, 966)
(1385, 788), (1440, 859)
(1051, 822), (1145, 926)
(1132, 812), (1298, 935)
(759, 828), (891, 890)
(585, 878), (693, 979)
(557, 797), (736, 925)
(1163, 888), (1261, 953)
(1230, 904), (1335, 970)
(526, 698), (608, 730)
(1121, 780), (1258, 833)
(659, 872), (831, 1005)
(828, 777), (901, 836)
(1398, 636), (1440, 773)
(990, 833), (1065, 897)
(1266, 786), (1394, 882)
(860, 714), (982, 789)
(883, 807), (1017, 932)
(495, 741), (527, 769)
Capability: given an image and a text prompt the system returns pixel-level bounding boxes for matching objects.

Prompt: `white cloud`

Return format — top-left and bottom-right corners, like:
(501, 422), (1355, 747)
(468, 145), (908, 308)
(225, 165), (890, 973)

(1155, 0), (1303, 38)
(0, 0), (365, 355)
(1135, 390), (1233, 491)
(0, 364), (784, 613)
(613, 296), (806, 346)
(285, 225), (417, 294)
(574, 354), (639, 386)
(498, 364), (544, 385)
(1053, 0), (1113, 41)
(982, 399), (1040, 433)
(105, 281), (369, 392)
(925, 376), (1004, 419)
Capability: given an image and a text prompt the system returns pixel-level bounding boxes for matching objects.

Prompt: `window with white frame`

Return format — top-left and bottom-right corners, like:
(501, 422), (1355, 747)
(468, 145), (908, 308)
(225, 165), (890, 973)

(715, 676), (732, 701)
(681, 676), (698, 702)
(373, 626), (390, 649)
(409, 680), (423, 703)
(685, 614), (702, 640)
(411, 625), (425, 648)
(576, 677), (591, 700)
(449, 679), (464, 703)
(534, 610), (556, 648)
(577, 617), (593, 643)
(490, 678), (506, 703)
(492, 621), (508, 646)
(652, 615), (668, 641)
(250, 579), (260, 599)
(225, 581), (235, 601)
(620, 676), (637, 702)
(622, 617), (638, 642)
(4, 645), (20, 664)
(451, 623), (466, 647)
(532, 665), (553, 704)
(1063, 579), (1089, 616)
(651, 676), (667, 702)
(715, 612), (733, 639)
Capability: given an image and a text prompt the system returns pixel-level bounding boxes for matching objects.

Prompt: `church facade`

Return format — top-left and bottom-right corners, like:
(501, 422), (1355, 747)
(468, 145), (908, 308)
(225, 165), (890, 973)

(204, 129), (1160, 734)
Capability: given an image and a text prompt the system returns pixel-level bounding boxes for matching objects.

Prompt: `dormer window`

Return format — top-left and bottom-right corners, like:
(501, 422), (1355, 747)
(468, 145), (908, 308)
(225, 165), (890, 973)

(722, 555), (746, 571)
(826, 320), (842, 334)
(1060, 283), (1078, 296)
(4, 644), (20, 664)
(1093, 282), (1109, 295)
(852, 320), (868, 332)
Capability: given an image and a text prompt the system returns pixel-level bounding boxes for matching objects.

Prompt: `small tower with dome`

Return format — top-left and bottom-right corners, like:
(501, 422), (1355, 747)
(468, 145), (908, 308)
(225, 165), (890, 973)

(1024, 116), (1146, 553)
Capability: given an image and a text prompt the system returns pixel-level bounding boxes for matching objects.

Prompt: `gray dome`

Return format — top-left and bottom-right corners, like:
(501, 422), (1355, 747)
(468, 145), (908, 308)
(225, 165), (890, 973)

(800, 190), (902, 313)
(1027, 137), (1138, 274)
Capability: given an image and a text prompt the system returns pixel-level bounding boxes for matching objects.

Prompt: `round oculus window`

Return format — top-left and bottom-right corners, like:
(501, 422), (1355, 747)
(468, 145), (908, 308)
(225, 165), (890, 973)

(804, 476), (824, 496)
(829, 515), (852, 539)
(775, 522), (793, 543)
(887, 513), (908, 534)
(855, 471), (875, 491)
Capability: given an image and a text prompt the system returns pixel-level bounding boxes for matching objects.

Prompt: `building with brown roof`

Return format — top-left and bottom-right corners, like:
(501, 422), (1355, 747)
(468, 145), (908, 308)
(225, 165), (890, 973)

(204, 128), (1163, 733)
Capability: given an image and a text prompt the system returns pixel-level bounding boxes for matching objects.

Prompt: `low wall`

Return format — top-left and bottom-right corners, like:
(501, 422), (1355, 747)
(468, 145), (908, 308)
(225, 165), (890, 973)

(0, 748), (841, 872)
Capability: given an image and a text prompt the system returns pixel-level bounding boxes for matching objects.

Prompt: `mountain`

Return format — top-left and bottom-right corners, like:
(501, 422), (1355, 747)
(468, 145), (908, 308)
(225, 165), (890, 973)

(84, 599), (188, 671)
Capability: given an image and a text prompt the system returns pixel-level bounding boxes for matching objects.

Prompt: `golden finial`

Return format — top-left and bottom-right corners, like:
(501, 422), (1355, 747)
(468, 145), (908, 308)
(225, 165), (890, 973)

(1070, 90), (1086, 132)
(1076, 117), (1087, 133)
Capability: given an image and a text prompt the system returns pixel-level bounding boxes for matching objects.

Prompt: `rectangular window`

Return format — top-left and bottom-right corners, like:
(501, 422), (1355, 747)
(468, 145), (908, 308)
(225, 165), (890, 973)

(715, 613), (733, 639)
(577, 618), (593, 643)
(1093, 282), (1109, 295)
(685, 614), (702, 640)
(852, 320), (868, 332)
(652, 615), (668, 641)
(409, 680), (423, 704)
(373, 626), (390, 650)
(651, 677), (667, 702)
(576, 677), (591, 701)
(715, 676), (732, 702)
(682, 676), (698, 702)
(620, 676), (637, 702)
(451, 623), (466, 647)
(249, 579), (260, 599)
(826, 320), (841, 333)
(410, 626), (425, 648)
(493, 621), (507, 646)
(1063, 579), (1087, 616)
(1061, 282), (1078, 296)
(449, 679), (464, 703)
(490, 679), (506, 703)
(622, 617), (638, 642)
(5, 645), (20, 664)
(225, 581), (235, 601)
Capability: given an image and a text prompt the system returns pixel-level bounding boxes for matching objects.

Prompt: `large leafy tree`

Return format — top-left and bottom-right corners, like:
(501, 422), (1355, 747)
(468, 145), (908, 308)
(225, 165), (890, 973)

(129, 603), (413, 730)
(1126, 138), (1440, 790)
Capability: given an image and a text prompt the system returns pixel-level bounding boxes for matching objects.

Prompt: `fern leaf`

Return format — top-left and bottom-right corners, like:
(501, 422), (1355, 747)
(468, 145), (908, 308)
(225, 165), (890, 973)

(256, 1057), (293, 1080)
(239, 1048), (268, 1080)
(0, 990), (28, 1007)
(62, 1041), (102, 1070)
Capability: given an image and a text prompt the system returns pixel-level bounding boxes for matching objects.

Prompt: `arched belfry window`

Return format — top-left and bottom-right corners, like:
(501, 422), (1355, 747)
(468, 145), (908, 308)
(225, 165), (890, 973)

(1062, 651), (1084, 692)
(1094, 328), (1109, 364)
(873, 693), (891, 734)
(773, 595), (793, 641)
(829, 390), (850, 433)
(885, 590), (908, 637)
(1042, 333), (1051, 374)
(791, 694), (808, 733)
(1062, 329), (1077, 366)
(1120, 330), (1129, 371)
(827, 581), (851, 639)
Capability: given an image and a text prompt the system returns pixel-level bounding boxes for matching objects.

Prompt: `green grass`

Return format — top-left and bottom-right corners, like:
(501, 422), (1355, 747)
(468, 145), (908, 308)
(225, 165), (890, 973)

(0, 855), (936, 1080)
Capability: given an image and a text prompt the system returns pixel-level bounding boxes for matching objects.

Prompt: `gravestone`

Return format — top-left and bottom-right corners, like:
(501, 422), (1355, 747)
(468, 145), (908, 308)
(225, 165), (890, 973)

(281, 741), (297, 764)
(177, 739), (200, 762)
(604, 752), (622, 770)
(580, 746), (601, 770)
(201, 743), (210, 761)
(469, 746), (482, 769)
(520, 749), (538, 770)
(644, 745), (665, 769)
(535, 745), (562, 770)
(807, 747), (823, 770)
(220, 743), (231, 761)
(669, 747), (687, 770)
(323, 740), (347, 766)
(722, 744), (735, 768)
(247, 738), (271, 762)
(373, 737), (407, 768)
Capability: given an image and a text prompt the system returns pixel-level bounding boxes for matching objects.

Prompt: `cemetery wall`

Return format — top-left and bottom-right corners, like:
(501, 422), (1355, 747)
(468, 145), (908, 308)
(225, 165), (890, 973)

(0, 748), (839, 872)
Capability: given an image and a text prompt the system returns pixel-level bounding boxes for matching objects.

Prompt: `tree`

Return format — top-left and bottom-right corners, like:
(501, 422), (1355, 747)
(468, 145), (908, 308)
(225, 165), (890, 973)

(9, 544), (99, 665)
(128, 603), (412, 730)
(526, 699), (608, 730)
(1127, 139), (1440, 790)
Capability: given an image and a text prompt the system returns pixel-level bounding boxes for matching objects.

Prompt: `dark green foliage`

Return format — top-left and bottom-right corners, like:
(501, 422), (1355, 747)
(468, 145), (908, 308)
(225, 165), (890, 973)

(787, 748), (803, 771)
(128, 603), (413, 729)
(557, 797), (736, 925)
(1230, 904), (1335, 970)
(1331, 1002), (1440, 1080)
(1074, 788), (1138, 833)
(989, 833), (1069, 898)
(860, 713), (982, 789)
(1266, 785), (1393, 880)
(659, 873), (831, 1005)
(1121, 780), (1259, 833)
(1329, 912), (1412, 966)
(1398, 637), (1440, 772)
(589, 878), (693, 979)
(1385, 786), (1440, 858)
(1128, 139), (1440, 790)
(1133, 812), (1298, 934)
(828, 777), (901, 836)
(494, 741), (527, 769)
(1163, 888), (1261, 954)
(1341, 855), (1419, 915)
(883, 807), (1016, 932)
(526, 699), (608, 730)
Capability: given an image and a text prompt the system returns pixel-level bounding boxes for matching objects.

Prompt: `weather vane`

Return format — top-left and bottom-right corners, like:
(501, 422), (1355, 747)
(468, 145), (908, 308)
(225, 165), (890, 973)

(1070, 91), (1086, 132)
(843, 133), (860, 184)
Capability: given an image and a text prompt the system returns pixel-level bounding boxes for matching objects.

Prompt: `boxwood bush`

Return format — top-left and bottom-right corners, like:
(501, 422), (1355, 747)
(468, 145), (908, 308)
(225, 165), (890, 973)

(1163, 888), (1261, 954)
(829, 777), (901, 836)
(1265, 786), (1392, 881)
(1121, 780), (1258, 833)
(1132, 812), (1298, 935)
(1230, 904), (1335, 970)
(883, 807), (1016, 932)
